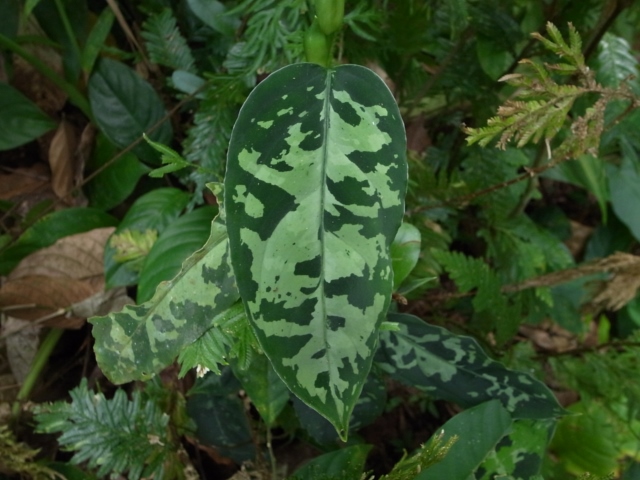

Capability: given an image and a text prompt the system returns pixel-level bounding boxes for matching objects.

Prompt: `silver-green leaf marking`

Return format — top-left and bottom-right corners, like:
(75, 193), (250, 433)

(225, 63), (407, 438)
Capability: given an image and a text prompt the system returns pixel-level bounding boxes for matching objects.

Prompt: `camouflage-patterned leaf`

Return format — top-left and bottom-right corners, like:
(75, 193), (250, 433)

(90, 216), (239, 384)
(225, 63), (407, 439)
(475, 419), (554, 479)
(376, 313), (565, 419)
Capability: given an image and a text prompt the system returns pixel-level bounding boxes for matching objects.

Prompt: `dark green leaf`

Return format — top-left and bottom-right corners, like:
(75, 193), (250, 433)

(142, 8), (195, 72)
(91, 214), (239, 384)
(88, 58), (173, 165)
(225, 63), (407, 439)
(137, 206), (217, 303)
(33, 0), (88, 81)
(416, 400), (512, 479)
(81, 7), (115, 75)
(376, 313), (566, 419)
(0, 82), (56, 150)
(230, 346), (290, 426)
(288, 444), (371, 480)
(84, 134), (150, 211)
(0, 208), (117, 275)
(0, 0), (20, 39)
(186, 370), (255, 463)
(391, 222), (421, 290)
(104, 188), (190, 288)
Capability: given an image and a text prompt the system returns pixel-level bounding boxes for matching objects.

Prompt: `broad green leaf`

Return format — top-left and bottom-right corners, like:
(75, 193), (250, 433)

(90, 215), (239, 384)
(225, 63), (407, 438)
(230, 346), (290, 426)
(0, 82), (56, 150)
(550, 401), (619, 476)
(476, 419), (554, 479)
(608, 158), (640, 242)
(416, 400), (513, 480)
(172, 70), (206, 97)
(104, 188), (190, 288)
(137, 206), (217, 303)
(88, 58), (173, 165)
(390, 222), (421, 290)
(288, 444), (372, 480)
(186, 370), (255, 463)
(0, 208), (117, 275)
(376, 313), (565, 419)
(187, 0), (240, 37)
(84, 134), (150, 211)
(476, 35), (514, 80)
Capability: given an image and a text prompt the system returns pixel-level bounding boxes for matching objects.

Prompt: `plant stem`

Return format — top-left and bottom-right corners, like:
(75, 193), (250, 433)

(11, 328), (64, 417)
(267, 427), (277, 480)
(0, 33), (92, 119)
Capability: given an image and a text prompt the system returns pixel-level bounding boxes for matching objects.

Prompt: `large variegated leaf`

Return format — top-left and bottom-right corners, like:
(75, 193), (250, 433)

(225, 63), (407, 438)
(90, 217), (239, 383)
(376, 313), (566, 419)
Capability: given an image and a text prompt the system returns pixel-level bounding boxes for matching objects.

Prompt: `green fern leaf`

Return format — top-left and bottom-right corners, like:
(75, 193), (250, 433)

(35, 380), (178, 480)
(142, 8), (195, 72)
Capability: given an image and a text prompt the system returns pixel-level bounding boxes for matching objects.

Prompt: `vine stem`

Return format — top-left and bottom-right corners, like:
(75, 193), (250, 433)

(11, 327), (64, 418)
(267, 427), (277, 480)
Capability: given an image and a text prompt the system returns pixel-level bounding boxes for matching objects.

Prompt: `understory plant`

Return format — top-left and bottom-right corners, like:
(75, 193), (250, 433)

(2, 0), (640, 479)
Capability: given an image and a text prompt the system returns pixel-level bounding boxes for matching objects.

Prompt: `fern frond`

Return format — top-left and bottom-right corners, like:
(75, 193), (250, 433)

(34, 380), (179, 480)
(142, 8), (195, 72)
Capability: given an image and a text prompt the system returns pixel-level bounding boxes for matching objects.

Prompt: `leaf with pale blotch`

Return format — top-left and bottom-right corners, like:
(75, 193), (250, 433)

(376, 313), (566, 420)
(225, 63), (407, 439)
(90, 217), (239, 384)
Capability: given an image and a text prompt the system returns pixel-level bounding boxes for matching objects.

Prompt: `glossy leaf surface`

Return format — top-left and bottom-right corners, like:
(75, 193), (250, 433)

(390, 222), (421, 290)
(376, 313), (565, 419)
(0, 82), (56, 151)
(288, 444), (371, 480)
(225, 63), (407, 437)
(90, 216), (238, 384)
(88, 58), (173, 164)
(416, 400), (512, 479)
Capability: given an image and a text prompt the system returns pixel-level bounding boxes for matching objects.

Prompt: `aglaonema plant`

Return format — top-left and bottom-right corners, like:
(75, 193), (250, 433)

(89, 1), (565, 474)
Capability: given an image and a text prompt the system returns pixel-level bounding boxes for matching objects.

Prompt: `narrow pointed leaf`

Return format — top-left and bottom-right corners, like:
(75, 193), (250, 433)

(225, 63), (407, 438)
(90, 217), (239, 384)
(376, 313), (566, 419)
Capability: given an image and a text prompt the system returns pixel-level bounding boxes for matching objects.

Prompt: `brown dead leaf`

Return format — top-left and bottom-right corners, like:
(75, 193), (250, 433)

(49, 120), (77, 200)
(2, 316), (39, 384)
(0, 163), (51, 201)
(9, 227), (114, 281)
(564, 220), (594, 258)
(1, 227), (115, 329)
(0, 275), (96, 326)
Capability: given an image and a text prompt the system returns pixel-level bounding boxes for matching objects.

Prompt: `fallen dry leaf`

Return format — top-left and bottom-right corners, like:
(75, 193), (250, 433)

(2, 316), (39, 384)
(48, 120), (77, 200)
(0, 163), (51, 201)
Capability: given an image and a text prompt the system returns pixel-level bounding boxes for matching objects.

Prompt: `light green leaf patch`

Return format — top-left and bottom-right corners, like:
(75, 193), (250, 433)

(225, 63), (407, 439)
(90, 216), (239, 384)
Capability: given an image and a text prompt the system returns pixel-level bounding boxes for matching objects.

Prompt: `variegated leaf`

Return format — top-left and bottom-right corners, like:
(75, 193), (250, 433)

(376, 313), (566, 419)
(225, 63), (407, 438)
(90, 216), (239, 384)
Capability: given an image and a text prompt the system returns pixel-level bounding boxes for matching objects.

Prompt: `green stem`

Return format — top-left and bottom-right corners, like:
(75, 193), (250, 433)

(12, 328), (64, 417)
(0, 33), (92, 119)
(53, 0), (84, 73)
